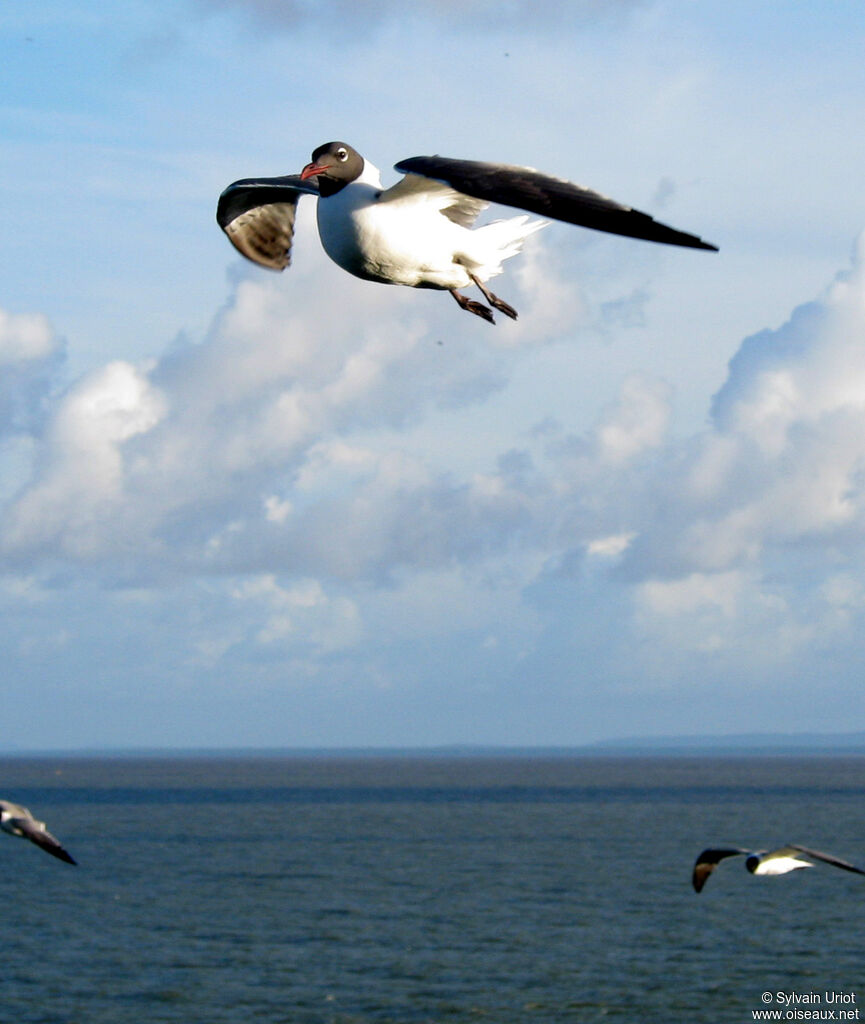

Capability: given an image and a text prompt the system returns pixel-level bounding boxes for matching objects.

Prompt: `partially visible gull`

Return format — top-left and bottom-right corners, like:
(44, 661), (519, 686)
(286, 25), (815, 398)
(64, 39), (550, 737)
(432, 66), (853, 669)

(0, 800), (77, 865)
(692, 844), (865, 892)
(217, 141), (717, 324)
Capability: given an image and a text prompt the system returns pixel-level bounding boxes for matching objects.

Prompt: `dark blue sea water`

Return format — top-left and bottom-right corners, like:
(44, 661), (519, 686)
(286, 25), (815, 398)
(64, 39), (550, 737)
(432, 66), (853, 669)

(2, 754), (863, 1023)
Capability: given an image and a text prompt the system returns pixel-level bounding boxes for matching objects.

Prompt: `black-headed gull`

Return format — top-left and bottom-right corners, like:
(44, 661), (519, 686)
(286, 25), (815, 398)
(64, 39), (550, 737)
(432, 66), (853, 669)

(692, 844), (865, 892)
(0, 799), (77, 865)
(217, 141), (717, 324)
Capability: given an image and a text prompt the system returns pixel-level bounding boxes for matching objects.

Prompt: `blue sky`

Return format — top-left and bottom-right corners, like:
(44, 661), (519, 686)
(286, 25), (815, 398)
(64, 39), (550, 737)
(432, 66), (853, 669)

(3, 1), (865, 749)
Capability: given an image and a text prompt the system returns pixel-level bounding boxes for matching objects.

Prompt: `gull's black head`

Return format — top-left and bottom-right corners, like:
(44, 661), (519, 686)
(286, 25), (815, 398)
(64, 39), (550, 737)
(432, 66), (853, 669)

(300, 141), (364, 196)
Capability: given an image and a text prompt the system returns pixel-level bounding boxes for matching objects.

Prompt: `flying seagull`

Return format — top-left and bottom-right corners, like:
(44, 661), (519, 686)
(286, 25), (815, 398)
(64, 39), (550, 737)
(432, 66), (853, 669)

(0, 800), (77, 865)
(217, 141), (717, 324)
(692, 845), (865, 892)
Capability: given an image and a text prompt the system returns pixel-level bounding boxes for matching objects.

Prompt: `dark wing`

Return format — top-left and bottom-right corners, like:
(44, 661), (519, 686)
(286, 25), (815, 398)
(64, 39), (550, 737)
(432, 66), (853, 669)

(789, 845), (865, 876)
(13, 817), (77, 865)
(216, 175), (320, 271)
(394, 155), (718, 252)
(692, 847), (750, 892)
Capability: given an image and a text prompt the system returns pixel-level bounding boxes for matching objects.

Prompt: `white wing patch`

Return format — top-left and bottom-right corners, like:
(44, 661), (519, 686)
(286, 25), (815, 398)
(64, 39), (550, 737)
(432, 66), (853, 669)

(380, 173), (488, 228)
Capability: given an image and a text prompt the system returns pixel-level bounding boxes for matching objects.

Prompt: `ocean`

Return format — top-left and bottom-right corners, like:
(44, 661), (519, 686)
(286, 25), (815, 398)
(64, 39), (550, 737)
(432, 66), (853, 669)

(2, 754), (863, 1023)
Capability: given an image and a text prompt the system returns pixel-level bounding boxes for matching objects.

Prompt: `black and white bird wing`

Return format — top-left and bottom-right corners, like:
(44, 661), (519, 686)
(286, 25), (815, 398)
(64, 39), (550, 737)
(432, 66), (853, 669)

(692, 847), (751, 892)
(13, 816), (77, 865)
(788, 845), (865, 876)
(394, 155), (718, 251)
(380, 172), (489, 228)
(0, 801), (77, 865)
(216, 175), (320, 270)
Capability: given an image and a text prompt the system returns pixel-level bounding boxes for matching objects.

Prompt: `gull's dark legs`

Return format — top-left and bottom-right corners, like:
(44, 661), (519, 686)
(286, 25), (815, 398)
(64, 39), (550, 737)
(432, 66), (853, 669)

(469, 273), (518, 320)
(450, 288), (495, 324)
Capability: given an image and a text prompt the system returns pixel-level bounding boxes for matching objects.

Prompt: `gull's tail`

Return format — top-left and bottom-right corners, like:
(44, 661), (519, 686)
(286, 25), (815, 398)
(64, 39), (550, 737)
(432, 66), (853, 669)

(458, 216), (547, 281)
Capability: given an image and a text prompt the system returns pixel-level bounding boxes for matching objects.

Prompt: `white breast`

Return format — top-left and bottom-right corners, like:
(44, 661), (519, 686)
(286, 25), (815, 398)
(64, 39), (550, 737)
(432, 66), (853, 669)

(315, 162), (475, 290)
(753, 856), (813, 876)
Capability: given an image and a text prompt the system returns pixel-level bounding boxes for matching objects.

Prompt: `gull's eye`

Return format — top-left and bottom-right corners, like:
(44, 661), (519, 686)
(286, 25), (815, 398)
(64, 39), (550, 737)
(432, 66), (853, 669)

(336, 148), (348, 161)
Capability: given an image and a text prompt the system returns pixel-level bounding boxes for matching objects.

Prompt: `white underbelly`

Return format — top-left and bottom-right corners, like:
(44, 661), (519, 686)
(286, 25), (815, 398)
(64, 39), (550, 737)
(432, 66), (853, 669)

(316, 192), (471, 290)
(754, 857), (812, 876)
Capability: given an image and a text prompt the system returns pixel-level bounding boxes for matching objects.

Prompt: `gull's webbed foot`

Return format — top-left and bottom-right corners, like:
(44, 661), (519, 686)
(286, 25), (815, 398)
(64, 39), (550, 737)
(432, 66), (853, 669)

(470, 274), (518, 320)
(450, 289), (495, 324)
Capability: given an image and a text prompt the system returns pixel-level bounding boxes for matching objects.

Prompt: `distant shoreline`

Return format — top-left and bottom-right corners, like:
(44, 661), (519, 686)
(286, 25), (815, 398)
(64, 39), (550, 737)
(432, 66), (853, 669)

(4, 733), (865, 759)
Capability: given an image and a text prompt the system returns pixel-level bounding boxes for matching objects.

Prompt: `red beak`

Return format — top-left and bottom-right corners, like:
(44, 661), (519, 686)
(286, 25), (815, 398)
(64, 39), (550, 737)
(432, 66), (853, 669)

(300, 161), (330, 181)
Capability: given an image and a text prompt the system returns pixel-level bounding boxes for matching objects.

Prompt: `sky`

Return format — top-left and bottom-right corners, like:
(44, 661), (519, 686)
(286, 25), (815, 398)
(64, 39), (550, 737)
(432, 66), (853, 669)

(2, 1), (865, 749)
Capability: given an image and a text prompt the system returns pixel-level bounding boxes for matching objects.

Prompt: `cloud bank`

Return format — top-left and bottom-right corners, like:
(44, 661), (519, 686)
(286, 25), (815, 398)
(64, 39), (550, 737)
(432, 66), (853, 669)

(4, 227), (865, 730)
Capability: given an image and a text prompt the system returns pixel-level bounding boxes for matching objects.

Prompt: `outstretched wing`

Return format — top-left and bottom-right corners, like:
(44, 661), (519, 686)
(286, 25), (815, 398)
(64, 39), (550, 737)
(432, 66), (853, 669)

(789, 845), (865, 876)
(381, 172), (488, 228)
(10, 815), (77, 865)
(692, 847), (750, 892)
(395, 155), (718, 252)
(216, 175), (320, 271)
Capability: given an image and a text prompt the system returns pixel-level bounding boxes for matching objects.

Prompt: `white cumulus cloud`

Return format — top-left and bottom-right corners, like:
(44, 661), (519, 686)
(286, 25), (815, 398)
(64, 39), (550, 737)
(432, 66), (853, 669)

(5, 217), (865, 707)
(0, 305), (65, 436)
(2, 361), (166, 560)
(0, 308), (58, 365)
